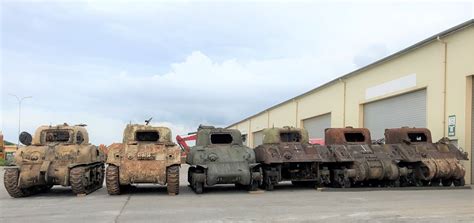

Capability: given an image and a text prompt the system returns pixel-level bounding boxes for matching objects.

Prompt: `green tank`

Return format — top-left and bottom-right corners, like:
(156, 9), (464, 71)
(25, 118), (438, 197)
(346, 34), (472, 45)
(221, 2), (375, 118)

(186, 125), (261, 194)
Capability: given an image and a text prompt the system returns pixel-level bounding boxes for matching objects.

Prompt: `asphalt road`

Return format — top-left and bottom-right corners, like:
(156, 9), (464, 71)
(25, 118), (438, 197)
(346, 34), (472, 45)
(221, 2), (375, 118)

(0, 166), (473, 223)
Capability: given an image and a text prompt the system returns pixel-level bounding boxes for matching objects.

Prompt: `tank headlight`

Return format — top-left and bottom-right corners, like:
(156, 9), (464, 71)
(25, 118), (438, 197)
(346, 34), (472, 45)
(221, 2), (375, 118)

(208, 153), (218, 162)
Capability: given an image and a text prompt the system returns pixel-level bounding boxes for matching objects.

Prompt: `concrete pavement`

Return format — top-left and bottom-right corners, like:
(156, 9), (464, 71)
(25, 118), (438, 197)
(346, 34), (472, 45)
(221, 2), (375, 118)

(1, 166), (473, 223)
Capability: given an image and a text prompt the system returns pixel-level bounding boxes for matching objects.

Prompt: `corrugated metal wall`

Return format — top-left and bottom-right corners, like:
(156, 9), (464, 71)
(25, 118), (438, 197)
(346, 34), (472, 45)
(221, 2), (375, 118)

(364, 89), (427, 139)
(252, 131), (263, 147)
(302, 113), (331, 139)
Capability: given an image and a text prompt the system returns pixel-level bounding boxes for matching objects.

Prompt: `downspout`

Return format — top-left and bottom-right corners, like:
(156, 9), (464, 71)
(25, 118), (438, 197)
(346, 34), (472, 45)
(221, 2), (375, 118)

(248, 119), (252, 147)
(437, 36), (448, 136)
(295, 99), (299, 128)
(339, 78), (347, 127)
(267, 110), (270, 128)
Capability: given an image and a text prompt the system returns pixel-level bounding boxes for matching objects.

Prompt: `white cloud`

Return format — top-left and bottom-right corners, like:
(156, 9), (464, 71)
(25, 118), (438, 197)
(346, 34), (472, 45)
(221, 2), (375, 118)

(2, 50), (348, 144)
(2, 1), (473, 145)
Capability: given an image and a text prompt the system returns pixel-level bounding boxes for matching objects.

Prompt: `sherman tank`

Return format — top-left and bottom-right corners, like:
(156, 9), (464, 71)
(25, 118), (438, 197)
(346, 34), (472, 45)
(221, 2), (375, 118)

(186, 125), (261, 194)
(4, 124), (105, 197)
(384, 127), (468, 187)
(324, 127), (407, 187)
(254, 127), (329, 190)
(106, 123), (181, 195)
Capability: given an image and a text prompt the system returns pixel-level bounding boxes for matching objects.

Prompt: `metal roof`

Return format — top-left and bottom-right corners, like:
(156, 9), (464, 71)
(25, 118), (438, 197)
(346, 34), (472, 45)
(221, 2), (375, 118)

(227, 19), (474, 128)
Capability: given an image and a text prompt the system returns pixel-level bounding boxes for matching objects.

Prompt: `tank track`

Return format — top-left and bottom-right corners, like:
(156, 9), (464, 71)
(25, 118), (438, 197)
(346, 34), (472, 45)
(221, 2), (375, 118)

(4, 168), (32, 198)
(70, 163), (104, 195)
(166, 165), (180, 195)
(106, 164), (121, 195)
(4, 168), (57, 198)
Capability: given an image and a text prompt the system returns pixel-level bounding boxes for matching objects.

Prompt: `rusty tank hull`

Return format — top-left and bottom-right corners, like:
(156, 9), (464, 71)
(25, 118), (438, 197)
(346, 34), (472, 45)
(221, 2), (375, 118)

(324, 128), (407, 187)
(254, 127), (331, 190)
(4, 124), (105, 198)
(385, 127), (468, 187)
(106, 124), (181, 195)
(186, 125), (261, 194)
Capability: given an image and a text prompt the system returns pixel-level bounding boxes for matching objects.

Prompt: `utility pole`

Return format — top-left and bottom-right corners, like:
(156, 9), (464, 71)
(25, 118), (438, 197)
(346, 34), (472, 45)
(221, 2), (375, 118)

(9, 94), (32, 148)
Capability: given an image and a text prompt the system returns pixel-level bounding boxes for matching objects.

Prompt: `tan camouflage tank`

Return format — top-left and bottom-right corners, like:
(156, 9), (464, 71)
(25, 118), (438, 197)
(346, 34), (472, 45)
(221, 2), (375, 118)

(4, 124), (105, 197)
(105, 124), (181, 195)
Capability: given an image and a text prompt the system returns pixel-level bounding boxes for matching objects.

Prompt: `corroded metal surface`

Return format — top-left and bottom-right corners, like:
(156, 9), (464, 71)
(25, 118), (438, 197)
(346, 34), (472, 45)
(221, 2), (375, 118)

(254, 127), (327, 190)
(106, 124), (181, 195)
(186, 125), (261, 193)
(385, 127), (468, 186)
(4, 124), (105, 197)
(324, 127), (407, 187)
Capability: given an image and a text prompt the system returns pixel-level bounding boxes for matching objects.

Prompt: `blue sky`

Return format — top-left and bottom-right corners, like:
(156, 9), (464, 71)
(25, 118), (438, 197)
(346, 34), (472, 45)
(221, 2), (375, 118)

(1, 0), (473, 144)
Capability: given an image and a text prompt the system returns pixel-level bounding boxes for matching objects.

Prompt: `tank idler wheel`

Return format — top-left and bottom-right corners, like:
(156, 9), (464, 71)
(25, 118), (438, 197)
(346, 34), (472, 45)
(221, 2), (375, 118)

(332, 176), (351, 188)
(441, 179), (453, 187)
(4, 168), (31, 198)
(106, 165), (121, 195)
(194, 181), (204, 194)
(166, 165), (180, 195)
(453, 178), (465, 187)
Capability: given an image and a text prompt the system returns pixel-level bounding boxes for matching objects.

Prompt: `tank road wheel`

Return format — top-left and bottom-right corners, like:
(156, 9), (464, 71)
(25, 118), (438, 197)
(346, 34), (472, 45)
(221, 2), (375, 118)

(331, 170), (351, 188)
(166, 165), (180, 195)
(106, 165), (121, 195)
(4, 168), (31, 198)
(453, 178), (465, 187)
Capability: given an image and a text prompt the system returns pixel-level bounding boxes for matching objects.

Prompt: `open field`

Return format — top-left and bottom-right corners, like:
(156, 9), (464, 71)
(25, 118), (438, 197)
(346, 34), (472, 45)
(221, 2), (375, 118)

(0, 165), (473, 223)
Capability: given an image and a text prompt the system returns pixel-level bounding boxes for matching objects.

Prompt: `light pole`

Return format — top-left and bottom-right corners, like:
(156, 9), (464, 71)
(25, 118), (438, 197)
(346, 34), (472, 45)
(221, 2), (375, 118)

(9, 94), (32, 148)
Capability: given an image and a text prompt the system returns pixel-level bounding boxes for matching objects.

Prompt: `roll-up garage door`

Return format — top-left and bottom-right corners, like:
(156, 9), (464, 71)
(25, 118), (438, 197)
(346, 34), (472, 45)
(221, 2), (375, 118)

(303, 113), (331, 139)
(253, 131), (263, 147)
(364, 89), (426, 140)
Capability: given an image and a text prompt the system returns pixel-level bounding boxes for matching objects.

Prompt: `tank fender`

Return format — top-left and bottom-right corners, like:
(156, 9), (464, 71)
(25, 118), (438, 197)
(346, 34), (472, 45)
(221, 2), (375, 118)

(4, 166), (20, 170)
(68, 161), (103, 169)
(106, 143), (124, 166)
(195, 164), (208, 170)
(249, 163), (261, 169)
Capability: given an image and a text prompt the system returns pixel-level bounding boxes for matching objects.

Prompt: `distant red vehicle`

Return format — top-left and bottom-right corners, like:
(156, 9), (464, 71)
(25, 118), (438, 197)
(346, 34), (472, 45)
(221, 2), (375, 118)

(309, 138), (325, 145)
(176, 133), (197, 162)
